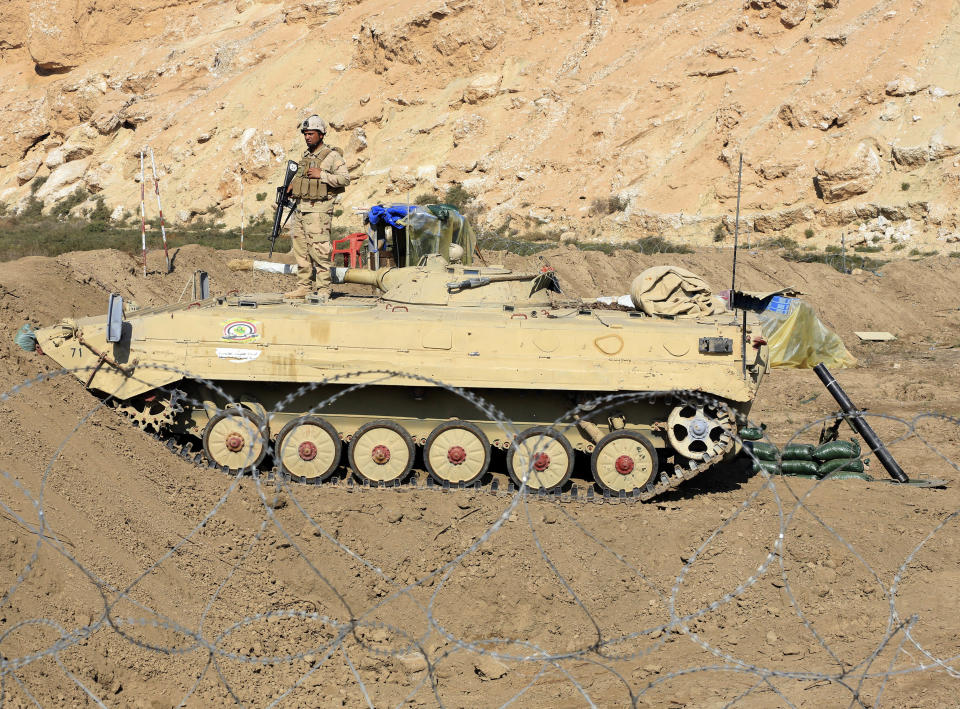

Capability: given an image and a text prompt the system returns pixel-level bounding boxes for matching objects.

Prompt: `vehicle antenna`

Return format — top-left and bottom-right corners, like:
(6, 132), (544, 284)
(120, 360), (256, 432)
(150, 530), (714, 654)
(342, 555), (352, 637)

(238, 167), (245, 253)
(729, 154), (749, 379)
(730, 153), (743, 306)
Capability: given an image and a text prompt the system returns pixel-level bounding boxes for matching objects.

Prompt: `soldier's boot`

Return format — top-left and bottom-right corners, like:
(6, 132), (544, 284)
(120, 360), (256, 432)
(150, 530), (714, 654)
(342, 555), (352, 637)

(283, 284), (313, 300)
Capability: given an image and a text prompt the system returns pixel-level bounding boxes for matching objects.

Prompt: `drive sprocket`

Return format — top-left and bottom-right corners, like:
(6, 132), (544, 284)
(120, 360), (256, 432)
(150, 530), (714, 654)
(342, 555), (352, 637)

(113, 391), (185, 434)
(666, 402), (736, 461)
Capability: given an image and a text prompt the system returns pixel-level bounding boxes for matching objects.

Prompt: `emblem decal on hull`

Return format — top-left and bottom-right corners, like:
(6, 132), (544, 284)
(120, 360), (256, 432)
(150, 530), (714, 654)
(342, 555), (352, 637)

(221, 320), (261, 342)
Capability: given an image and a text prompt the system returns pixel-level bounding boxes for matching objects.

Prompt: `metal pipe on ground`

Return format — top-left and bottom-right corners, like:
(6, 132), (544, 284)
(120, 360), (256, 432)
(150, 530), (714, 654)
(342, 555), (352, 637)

(813, 363), (909, 483)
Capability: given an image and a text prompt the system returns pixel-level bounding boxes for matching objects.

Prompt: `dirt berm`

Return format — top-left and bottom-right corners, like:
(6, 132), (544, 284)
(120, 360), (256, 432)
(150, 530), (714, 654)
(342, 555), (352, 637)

(1, 245), (959, 707)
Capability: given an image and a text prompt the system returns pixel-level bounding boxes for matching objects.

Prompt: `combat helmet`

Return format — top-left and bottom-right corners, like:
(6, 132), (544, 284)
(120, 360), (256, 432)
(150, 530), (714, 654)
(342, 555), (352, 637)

(300, 115), (327, 134)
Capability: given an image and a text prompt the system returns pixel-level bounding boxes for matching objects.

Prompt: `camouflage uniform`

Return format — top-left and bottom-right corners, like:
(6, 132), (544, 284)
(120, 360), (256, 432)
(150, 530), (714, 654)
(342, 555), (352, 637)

(286, 145), (350, 293)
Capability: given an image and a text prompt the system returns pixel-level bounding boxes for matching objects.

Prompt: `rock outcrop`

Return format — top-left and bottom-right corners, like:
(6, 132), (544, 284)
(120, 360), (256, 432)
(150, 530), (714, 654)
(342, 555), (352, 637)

(815, 142), (883, 204)
(35, 159), (90, 204)
(282, 0), (344, 25)
(753, 205), (815, 233)
(0, 0), (957, 250)
(15, 156), (43, 186)
(1, 97), (50, 168)
(462, 74), (502, 105)
(27, 0), (85, 72)
(779, 0), (807, 28)
(891, 125), (960, 168)
(0, 3), (27, 53)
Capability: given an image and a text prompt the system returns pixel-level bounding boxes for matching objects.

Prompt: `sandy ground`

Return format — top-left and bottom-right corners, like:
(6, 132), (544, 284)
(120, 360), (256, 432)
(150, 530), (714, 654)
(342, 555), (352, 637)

(1, 244), (959, 707)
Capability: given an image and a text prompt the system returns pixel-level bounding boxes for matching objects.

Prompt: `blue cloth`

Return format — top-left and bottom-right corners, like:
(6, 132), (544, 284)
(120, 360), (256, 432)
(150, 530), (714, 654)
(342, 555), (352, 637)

(765, 296), (795, 315)
(367, 205), (414, 229)
(14, 323), (36, 352)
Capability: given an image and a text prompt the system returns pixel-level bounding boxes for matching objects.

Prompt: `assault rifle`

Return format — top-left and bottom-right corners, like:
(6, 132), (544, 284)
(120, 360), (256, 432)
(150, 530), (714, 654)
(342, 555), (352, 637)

(268, 160), (300, 258)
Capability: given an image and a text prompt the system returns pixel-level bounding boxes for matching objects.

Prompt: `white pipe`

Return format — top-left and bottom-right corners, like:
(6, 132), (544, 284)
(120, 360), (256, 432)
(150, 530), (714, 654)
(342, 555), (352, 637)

(139, 149), (146, 277)
(148, 147), (170, 273)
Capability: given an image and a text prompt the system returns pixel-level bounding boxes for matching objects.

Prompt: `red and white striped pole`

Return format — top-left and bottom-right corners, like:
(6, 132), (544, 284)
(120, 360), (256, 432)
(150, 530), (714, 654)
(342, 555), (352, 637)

(149, 147), (171, 273)
(139, 149), (147, 277)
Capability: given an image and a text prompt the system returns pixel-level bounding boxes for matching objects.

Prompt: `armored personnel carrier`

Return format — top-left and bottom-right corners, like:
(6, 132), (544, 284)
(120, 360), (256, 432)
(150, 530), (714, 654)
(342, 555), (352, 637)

(33, 255), (768, 499)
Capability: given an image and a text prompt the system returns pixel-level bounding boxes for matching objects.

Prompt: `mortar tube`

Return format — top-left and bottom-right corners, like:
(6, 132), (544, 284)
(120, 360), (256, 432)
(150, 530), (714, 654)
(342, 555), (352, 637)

(813, 363), (909, 483)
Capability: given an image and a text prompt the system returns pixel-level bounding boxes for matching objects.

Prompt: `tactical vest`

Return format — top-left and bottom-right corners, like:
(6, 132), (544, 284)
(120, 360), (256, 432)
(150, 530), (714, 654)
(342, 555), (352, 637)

(289, 146), (332, 200)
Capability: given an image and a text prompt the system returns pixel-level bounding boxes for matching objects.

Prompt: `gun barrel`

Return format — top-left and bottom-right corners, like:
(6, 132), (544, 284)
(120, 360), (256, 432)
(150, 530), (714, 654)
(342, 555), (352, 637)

(330, 266), (396, 290)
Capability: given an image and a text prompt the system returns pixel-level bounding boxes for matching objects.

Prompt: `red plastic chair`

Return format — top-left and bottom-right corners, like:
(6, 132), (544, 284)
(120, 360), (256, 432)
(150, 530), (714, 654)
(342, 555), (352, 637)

(331, 232), (368, 268)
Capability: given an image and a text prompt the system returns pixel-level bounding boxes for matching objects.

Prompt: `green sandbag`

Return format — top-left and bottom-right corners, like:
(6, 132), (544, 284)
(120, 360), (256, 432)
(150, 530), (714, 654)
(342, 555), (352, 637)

(782, 443), (815, 461)
(752, 460), (781, 475)
(746, 441), (779, 461)
(739, 425), (766, 441)
(813, 439), (861, 461)
(781, 459), (820, 475)
(818, 457), (865, 476)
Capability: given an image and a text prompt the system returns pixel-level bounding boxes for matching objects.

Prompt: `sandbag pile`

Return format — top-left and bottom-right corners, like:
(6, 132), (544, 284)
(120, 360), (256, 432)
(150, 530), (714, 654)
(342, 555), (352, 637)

(740, 427), (866, 478)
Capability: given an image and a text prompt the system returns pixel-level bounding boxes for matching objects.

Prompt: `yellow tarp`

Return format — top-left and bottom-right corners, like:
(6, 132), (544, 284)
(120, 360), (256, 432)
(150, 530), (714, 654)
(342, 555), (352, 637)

(759, 300), (856, 369)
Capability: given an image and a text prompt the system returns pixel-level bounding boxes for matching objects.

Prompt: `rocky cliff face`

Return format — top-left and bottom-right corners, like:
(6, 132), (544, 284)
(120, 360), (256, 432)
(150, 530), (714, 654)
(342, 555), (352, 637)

(1, 0), (959, 248)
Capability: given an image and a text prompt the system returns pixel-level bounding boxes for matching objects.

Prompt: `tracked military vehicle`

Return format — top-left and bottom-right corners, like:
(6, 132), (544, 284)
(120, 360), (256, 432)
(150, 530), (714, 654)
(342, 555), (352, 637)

(33, 255), (768, 499)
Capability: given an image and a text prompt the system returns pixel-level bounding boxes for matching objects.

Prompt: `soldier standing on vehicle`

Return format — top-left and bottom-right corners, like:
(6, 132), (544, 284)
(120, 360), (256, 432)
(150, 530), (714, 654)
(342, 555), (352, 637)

(282, 115), (350, 300)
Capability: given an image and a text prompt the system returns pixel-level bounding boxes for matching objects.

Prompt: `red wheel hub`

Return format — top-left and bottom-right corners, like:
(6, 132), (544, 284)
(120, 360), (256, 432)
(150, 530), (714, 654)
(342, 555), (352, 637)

(371, 444), (391, 465)
(447, 446), (466, 464)
(298, 441), (317, 461)
(615, 455), (635, 475)
(225, 432), (244, 453)
(533, 452), (551, 472)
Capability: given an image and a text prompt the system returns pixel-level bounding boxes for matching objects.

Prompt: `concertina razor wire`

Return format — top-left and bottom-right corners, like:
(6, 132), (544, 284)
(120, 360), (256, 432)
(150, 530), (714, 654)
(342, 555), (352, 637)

(1, 362), (959, 707)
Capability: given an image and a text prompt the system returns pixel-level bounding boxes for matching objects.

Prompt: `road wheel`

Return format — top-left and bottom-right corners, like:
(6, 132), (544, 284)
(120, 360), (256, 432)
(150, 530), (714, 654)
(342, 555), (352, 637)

(203, 408), (268, 472)
(275, 416), (341, 483)
(348, 419), (415, 485)
(424, 420), (490, 485)
(506, 426), (574, 492)
(591, 430), (659, 493)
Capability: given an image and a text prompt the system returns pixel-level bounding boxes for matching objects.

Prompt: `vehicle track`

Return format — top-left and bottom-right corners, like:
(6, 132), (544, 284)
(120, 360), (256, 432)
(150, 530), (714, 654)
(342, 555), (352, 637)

(121, 406), (737, 504)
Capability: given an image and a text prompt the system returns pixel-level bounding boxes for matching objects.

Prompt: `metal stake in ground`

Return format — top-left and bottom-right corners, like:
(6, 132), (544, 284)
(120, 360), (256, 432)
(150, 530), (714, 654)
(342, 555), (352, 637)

(139, 149), (147, 277)
(149, 148), (171, 274)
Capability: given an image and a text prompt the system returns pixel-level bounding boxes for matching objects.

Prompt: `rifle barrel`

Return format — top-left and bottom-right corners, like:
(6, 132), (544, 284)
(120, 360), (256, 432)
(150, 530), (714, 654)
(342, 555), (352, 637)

(268, 161), (301, 258)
